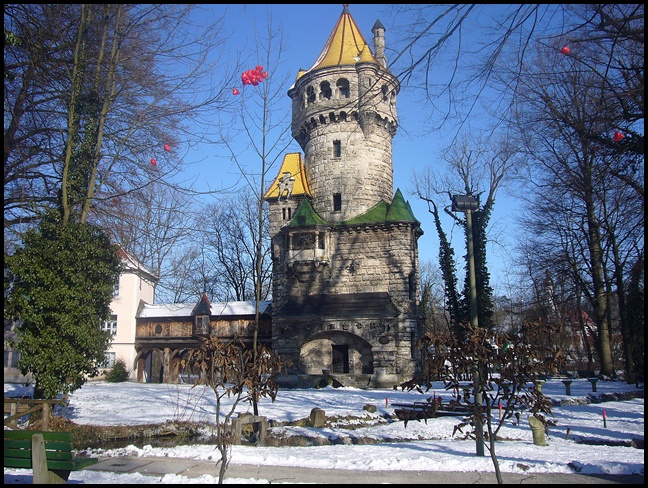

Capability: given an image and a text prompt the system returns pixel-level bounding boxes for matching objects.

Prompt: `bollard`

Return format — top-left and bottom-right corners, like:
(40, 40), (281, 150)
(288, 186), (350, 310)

(534, 380), (546, 394)
(588, 378), (598, 392)
(310, 407), (326, 428)
(562, 379), (572, 395)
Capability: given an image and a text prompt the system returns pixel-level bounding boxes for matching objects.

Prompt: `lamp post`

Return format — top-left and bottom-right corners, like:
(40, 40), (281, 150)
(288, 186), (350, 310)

(451, 194), (484, 457)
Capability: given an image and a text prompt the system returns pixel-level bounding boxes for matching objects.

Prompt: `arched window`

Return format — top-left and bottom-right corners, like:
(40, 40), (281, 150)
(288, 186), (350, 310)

(336, 79), (350, 98)
(307, 86), (316, 104)
(320, 81), (332, 100)
(381, 85), (389, 102)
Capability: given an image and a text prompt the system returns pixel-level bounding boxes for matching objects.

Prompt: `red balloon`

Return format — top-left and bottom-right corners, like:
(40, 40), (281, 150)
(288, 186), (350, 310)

(232, 88), (240, 95)
(612, 131), (625, 142)
(560, 46), (571, 55)
(242, 67), (267, 86)
(150, 158), (157, 166)
(163, 144), (171, 152)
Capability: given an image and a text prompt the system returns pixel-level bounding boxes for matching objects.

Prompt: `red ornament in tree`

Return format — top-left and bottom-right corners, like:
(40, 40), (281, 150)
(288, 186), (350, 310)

(163, 144), (171, 152)
(150, 158), (157, 166)
(612, 131), (625, 142)
(560, 46), (571, 55)
(241, 65), (268, 86)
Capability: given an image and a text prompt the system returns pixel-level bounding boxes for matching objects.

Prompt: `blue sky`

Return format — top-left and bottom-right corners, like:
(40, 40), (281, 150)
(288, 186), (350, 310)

(182, 4), (522, 297)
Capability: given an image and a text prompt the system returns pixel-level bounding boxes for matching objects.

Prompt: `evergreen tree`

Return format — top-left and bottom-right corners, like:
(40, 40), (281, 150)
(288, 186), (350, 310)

(5, 210), (122, 399)
(467, 205), (494, 331)
(106, 358), (130, 383)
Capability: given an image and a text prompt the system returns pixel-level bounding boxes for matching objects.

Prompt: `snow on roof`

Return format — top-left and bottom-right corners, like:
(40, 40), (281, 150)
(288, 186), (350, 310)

(118, 247), (158, 281)
(138, 301), (271, 318)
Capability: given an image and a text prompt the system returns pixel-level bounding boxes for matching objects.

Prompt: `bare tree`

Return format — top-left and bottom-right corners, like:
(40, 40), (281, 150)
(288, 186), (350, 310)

(201, 190), (272, 302)
(418, 259), (451, 337)
(220, 11), (295, 415)
(4, 4), (239, 242)
(412, 133), (514, 333)
(403, 319), (567, 484)
(100, 181), (201, 303)
(506, 19), (643, 377)
(182, 336), (287, 484)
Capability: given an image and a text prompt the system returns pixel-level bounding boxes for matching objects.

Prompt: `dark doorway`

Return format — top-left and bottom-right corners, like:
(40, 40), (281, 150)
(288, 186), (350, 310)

(332, 345), (349, 373)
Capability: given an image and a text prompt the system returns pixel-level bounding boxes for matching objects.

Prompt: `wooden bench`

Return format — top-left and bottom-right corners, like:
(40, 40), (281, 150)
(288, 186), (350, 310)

(393, 399), (469, 427)
(4, 430), (98, 484)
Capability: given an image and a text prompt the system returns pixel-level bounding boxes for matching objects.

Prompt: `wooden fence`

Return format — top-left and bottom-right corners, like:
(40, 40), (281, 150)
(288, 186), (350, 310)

(4, 398), (67, 431)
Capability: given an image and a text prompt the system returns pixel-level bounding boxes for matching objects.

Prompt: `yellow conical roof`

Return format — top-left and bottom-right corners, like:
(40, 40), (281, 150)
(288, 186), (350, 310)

(263, 153), (312, 199)
(308, 5), (377, 71)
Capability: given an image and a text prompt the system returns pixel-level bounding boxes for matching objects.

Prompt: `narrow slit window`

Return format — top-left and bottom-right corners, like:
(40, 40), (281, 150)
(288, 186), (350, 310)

(333, 193), (342, 212)
(333, 140), (341, 158)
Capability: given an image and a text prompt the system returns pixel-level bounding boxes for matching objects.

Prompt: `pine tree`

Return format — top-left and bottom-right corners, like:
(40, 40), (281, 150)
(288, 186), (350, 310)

(106, 358), (130, 383)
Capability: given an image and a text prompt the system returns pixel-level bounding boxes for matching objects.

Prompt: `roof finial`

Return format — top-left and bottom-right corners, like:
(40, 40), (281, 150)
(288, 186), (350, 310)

(343, 4), (350, 14)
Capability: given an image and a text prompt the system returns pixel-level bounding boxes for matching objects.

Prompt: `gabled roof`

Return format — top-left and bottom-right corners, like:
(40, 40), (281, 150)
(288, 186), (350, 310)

(305, 5), (377, 74)
(264, 153), (312, 200)
(339, 189), (419, 226)
(287, 198), (327, 227)
(191, 292), (211, 316)
(386, 189), (419, 222)
(117, 247), (159, 282)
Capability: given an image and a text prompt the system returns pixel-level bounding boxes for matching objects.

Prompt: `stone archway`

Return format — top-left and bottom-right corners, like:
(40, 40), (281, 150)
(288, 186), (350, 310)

(299, 331), (373, 375)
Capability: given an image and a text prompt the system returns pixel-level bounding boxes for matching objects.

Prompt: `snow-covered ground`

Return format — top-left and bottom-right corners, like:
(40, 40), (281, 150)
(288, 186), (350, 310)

(4, 378), (644, 484)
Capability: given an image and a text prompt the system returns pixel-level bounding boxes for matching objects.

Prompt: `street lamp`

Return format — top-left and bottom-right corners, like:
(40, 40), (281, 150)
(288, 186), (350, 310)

(451, 194), (484, 457)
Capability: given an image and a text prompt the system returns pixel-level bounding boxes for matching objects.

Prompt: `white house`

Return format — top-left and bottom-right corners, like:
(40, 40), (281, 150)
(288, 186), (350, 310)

(101, 248), (158, 380)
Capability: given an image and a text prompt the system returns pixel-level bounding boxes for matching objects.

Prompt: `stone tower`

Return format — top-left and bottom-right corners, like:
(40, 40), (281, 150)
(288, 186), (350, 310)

(264, 5), (423, 388)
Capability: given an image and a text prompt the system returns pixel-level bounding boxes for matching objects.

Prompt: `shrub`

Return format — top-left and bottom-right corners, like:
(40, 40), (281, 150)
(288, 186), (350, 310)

(106, 358), (130, 383)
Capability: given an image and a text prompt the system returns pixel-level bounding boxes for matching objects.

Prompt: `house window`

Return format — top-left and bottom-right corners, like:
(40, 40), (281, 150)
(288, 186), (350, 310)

(333, 140), (341, 158)
(333, 193), (342, 212)
(102, 315), (118, 336)
(293, 233), (316, 250)
(195, 315), (210, 335)
(112, 280), (119, 297)
(104, 352), (116, 368)
(320, 81), (332, 100)
(337, 79), (350, 98)
(287, 231), (327, 262)
(4, 350), (19, 368)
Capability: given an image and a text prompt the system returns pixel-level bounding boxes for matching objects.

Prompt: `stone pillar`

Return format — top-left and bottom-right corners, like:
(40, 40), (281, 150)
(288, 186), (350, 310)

(562, 379), (573, 395)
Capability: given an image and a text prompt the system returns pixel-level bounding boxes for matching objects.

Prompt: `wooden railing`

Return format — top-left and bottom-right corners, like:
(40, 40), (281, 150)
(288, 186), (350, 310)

(4, 398), (67, 431)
